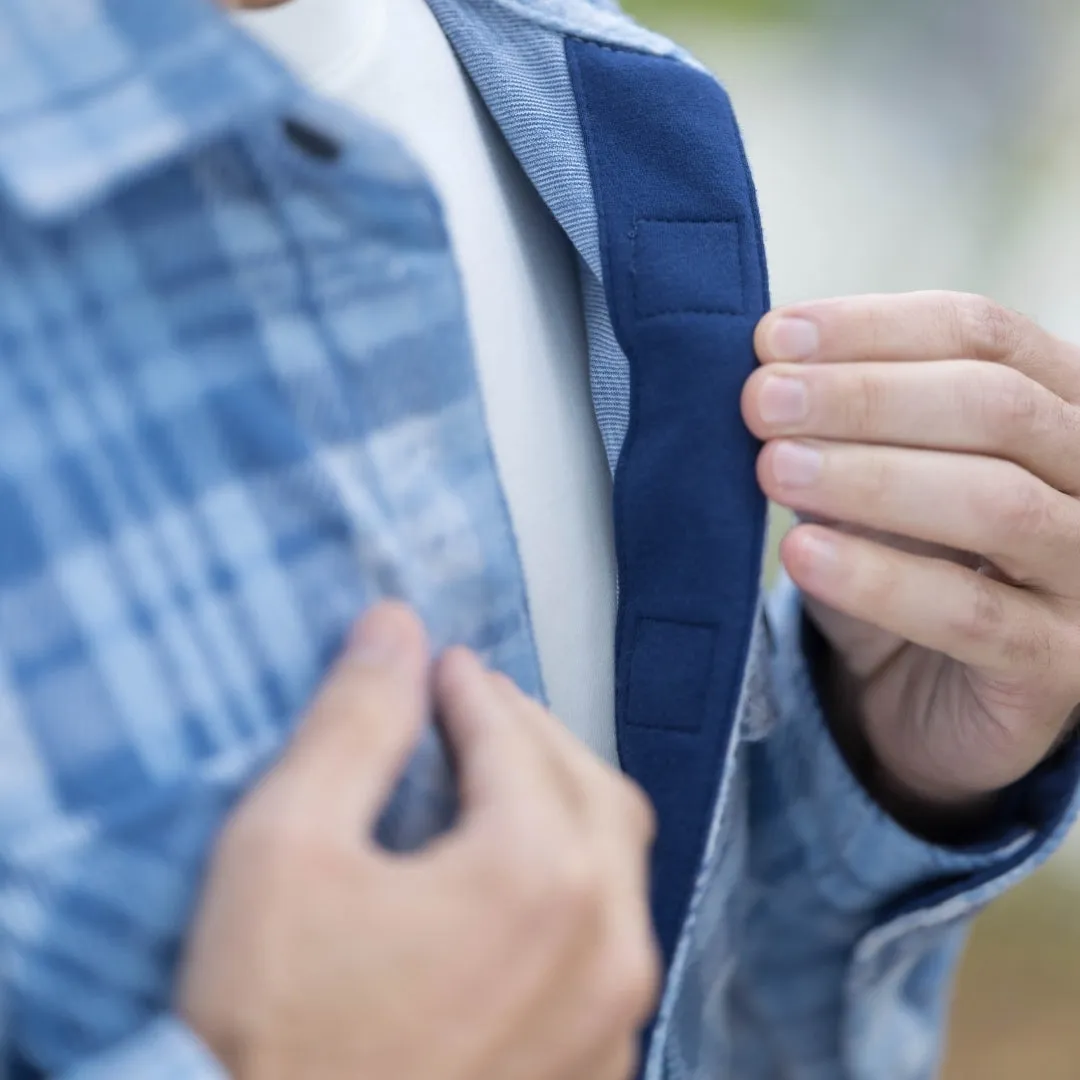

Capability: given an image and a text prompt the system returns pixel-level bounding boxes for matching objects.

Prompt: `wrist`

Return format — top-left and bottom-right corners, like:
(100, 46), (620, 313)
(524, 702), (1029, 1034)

(856, 743), (1001, 844)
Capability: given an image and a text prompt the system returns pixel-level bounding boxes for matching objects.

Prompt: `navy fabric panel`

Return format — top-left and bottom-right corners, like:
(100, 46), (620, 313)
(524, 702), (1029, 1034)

(627, 617), (717, 734)
(634, 219), (744, 318)
(565, 35), (770, 977)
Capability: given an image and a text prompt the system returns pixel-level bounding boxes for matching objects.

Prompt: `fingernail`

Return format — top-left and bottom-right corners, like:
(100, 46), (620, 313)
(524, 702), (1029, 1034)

(771, 442), (823, 488)
(349, 606), (408, 665)
(758, 376), (809, 426)
(767, 317), (819, 362)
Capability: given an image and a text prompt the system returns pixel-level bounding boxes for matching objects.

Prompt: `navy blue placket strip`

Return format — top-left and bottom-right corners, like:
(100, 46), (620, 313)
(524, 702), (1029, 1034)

(565, 37), (770, 974)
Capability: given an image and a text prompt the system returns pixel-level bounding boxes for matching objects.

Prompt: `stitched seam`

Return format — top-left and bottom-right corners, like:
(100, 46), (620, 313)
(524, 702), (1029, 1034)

(632, 216), (746, 320)
(565, 36), (680, 61)
(625, 615), (716, 733)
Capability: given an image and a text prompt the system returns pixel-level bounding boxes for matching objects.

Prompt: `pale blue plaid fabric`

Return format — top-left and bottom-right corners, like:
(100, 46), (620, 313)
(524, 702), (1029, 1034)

(0, 1), (541, 1074)
(0, 2), (1078, 1079)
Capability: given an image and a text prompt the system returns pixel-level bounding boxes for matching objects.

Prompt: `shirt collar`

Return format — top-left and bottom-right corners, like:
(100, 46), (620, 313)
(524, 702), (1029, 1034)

(0, 0), (299, 221)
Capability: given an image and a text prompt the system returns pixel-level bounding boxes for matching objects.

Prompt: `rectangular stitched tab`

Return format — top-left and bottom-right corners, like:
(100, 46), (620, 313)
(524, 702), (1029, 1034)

(633, 219), (744, 319)
(626, 617), (718, 733)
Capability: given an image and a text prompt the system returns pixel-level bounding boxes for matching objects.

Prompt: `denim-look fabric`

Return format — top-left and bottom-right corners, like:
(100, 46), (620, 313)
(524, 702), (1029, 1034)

(0, 2), (1077, 1079)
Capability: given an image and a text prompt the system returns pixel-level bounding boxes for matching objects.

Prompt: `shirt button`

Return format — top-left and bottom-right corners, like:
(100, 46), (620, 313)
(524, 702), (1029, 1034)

(282, 118), (342, 163)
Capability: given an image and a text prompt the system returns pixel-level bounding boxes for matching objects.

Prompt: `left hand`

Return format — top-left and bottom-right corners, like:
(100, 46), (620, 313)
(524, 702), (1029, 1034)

(742, 292), (1080, 820)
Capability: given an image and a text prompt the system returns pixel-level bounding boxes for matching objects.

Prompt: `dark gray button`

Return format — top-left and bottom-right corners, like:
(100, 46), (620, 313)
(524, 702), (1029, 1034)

(282, 118), (341, 163)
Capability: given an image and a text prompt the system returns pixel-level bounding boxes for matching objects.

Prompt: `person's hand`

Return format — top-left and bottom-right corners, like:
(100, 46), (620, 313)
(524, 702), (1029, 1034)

(177, 603), (659, 1080)
(742, 293), (1080, 824)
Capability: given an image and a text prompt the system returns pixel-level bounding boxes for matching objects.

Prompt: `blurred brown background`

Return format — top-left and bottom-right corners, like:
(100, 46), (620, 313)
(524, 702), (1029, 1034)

(622, 1), (1080, 1076)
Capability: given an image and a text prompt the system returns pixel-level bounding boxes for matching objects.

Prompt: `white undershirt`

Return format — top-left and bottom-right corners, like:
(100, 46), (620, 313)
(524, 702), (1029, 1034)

(236, 0), (619, 765)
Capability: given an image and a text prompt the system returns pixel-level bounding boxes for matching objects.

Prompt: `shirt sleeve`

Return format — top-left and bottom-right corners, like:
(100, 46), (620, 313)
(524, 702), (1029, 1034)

(59, 1015), (228, 1080)
(763, 572), (1080, 905)
(733, 572), (1080, 1078)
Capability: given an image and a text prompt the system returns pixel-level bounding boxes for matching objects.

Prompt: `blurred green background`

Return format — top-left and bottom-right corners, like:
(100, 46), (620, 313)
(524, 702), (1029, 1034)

(619, 1), (1080, 1077)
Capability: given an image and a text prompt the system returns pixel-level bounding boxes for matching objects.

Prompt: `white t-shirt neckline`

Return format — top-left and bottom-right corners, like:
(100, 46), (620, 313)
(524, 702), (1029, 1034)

(234, 0), (389, 93)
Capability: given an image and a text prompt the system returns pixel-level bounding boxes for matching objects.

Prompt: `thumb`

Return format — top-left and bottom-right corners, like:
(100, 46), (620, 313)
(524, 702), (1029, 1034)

(273, 602), (431, 831)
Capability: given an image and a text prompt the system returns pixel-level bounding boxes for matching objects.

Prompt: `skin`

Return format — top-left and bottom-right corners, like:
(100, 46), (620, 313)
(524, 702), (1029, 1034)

(180, 604), (660, 1079)
(743, 292), (1080, 826)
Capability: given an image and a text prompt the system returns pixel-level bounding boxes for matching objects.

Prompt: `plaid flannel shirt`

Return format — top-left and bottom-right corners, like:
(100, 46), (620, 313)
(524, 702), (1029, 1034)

(0, 2), (1077, 1078)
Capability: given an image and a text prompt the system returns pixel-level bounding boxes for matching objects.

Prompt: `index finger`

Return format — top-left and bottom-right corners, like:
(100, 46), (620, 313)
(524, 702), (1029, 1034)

(487, 673), (656, 844)
(270, 603), (431, 832)
(433, 649), (571, 830)
(755, 292), (1080, 402)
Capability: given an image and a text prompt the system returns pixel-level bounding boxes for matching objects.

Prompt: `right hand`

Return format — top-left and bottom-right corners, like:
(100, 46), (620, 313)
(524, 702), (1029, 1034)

(177, 603), (660, 1080)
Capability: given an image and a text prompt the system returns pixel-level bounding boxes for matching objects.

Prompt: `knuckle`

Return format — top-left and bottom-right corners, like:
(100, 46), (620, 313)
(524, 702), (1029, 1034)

(622, 782), (657, 844)
(948, 574), (1007, 647)
(956, 294), (1022, 360)
(1057, 400), (1080, 444)
(837, 369), (887, 436)
(986, 470), (1049, 541)
(851, 451), (892, 507)
(603, 772), (656, 842)
(1053, 400), (1080, 460)
(976, 368), (1042, 440)
(620, 941), (663, 1021)
(1046, 399), (1080, 490)
(500, 833), (598, 925)
(600, 937), (663, 1030)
